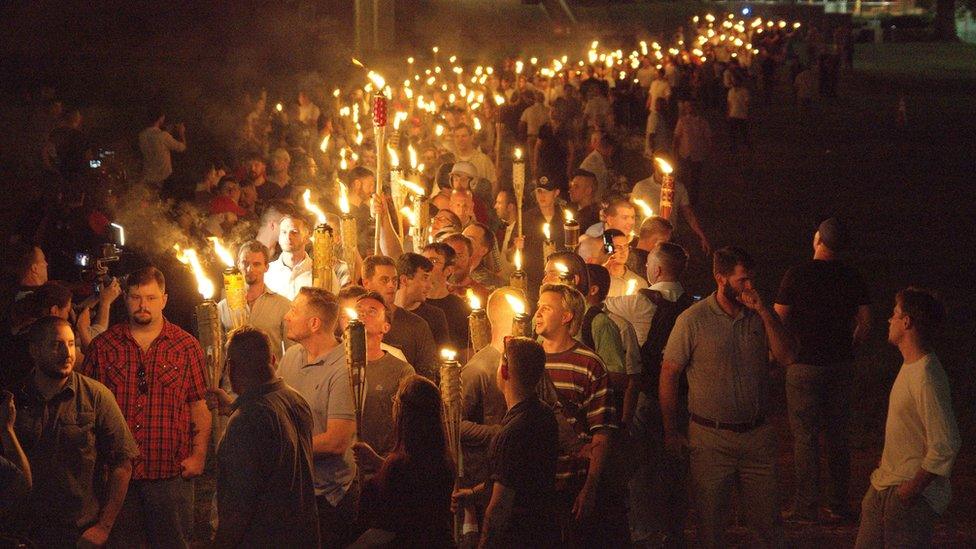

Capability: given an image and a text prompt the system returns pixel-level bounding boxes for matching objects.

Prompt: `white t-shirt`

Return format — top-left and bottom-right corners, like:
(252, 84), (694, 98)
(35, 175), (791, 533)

(455, 149), (497, 185)
(139, 126), (185, 184)
(579, 150), (609, 200)
(605, 281), (685, 345)
(727, 87), (750, 120)
(649, 79), (672, 108)
(869, 354), (960, 514)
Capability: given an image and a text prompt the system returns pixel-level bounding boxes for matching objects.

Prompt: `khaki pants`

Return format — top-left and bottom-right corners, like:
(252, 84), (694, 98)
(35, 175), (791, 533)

(854, 486), (935, 549)
(689, 421), (784, 549)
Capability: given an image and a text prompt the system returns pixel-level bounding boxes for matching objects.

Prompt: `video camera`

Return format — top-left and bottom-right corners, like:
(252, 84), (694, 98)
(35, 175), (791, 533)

(75, 223), (126, 299)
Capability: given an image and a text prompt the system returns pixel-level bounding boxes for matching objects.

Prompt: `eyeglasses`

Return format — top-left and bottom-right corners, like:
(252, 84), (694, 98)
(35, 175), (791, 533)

(137, 362), (148, 394)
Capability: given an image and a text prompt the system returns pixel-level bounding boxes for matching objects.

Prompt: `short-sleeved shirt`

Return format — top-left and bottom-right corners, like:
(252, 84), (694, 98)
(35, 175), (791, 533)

(775, 259), (870, 364)
(278, 343), (356, 505)
(544, 344), (617, 479)
(487, 397), (559, 546)
(606, 281), (686, 346)
(81, 320), (208, 480)
(360, 353), (415, 459)
(138, 126), (185, 184)
(13, 372), (139, 531)
(663, 293), (770, 423)
(385, 306), (440, 381)
(460, 344), (507, 484)
(410, 302), (451, 348)
(218, 289), (293, 360)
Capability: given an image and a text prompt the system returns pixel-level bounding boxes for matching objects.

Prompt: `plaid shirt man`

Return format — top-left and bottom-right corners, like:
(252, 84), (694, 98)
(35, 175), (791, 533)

(81, 319), (208, 480)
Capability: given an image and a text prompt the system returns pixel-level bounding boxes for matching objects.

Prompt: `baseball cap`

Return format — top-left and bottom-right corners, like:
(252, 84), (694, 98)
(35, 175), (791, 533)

(535, 176), (559, 192)
(817, 217), (847, 251)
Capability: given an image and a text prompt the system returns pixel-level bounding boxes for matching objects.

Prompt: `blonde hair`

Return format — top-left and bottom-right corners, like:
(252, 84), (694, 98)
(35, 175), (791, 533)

(540, 283), (586, 336)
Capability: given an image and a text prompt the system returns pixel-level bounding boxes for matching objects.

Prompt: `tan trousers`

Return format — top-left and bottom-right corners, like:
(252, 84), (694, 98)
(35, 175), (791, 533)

(854, 486), (936, 549)
(689, 421), (784, 548)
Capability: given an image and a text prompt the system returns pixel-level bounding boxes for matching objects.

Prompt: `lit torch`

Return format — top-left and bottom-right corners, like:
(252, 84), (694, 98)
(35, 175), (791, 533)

(512, 148), (525, 238)
(509, 248), (527, 298)
(654, 157), (675, 219)
(553, 261), (573, 285)
(542, 223), (557, 260)
(467, 289), (490, 353)
(208, 237), (247, 328)
(303, 189), (335, 292)
(563, 209), (580, 249)
(174, 245), (221, 394)
(505, 294), (532, 337)
(439, 347), (464, 544)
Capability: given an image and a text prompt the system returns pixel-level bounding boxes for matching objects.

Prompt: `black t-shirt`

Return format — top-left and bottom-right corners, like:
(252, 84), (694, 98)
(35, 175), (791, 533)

(426, 293), (470, 350)
(412, 301), (451, 348)
(775, 259), (870, 364)
(536, 123), (573, 193)
(487, 397), (559, 547)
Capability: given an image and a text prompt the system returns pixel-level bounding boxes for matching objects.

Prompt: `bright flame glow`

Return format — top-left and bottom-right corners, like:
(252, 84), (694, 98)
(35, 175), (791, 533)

(388, 147), (400, 168)
(345, 307), (358, 321)
(633, 198), (654, 218)
(207, 237), (235, 268)
(319, 134), (330, 152)
(554, 261), (569, 276)
(275, 103), (283, 112)
(514, 248), (522, 270)
(626, 279), (638, 296)
(400, 179), (425, 196)
(505, 294), (526, 316)
(543, 223), (551, 241)
(408, 145), (418, 169)
(367, 71), (386, 90)
(302, 189), (327, 225)
(440, 347), (457, 361)
(493, 94), (505, 106)
(654, 157), (674, 174)
(173, 244), (215, 300)
(338, 183), (350, 214)
(400, 206), (417, 226)
(466, 288), (482, 310)
(564, 210), (574, 223)
(514, 147), (523, 161)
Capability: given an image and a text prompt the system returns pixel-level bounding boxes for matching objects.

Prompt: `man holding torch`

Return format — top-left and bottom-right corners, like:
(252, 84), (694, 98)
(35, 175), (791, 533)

(81, 267), (210, 548)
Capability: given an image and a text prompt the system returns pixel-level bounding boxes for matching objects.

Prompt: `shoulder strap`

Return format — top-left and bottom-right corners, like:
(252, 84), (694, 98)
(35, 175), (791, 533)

(579, 304), (604, 350)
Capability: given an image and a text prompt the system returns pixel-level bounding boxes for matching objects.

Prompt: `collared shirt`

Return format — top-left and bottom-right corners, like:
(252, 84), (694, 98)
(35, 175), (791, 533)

(13, 372), (139, 531)
(278, 343), (356, 505)
(138, 126), (185, 184)
(608, 268), (648, 298)
(215, 379), (320, 548)
(663, 293), (770, 423)
(870, 354), (961, 514)
(218, 289), (293, 359)
(606, 281), (685, 345)
(81, 320), (208, 480)
(266, 253), (350, 300)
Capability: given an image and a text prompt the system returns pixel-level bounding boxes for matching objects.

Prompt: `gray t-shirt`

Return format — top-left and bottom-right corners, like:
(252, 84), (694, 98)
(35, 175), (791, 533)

(360, 352), (415, 459)
(279, 343), (356, 505)
(460, 345), (507, 485)
(663, 293), (770, 423)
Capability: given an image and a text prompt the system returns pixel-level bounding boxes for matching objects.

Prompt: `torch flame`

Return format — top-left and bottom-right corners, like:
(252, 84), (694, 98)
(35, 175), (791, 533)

(493, 94), (505, 106)
(513, 147), (523, 161)
(554, 261), (569, 275)
(543, 223), (551, 241)
(626, 278), (638, 296)
(319, 134), (330, 152)
(400, 206), (417, 226)
(207, 237), (235, 268)
(466, 288), (482, 310)
(564, 210), (574, 223)
(440, 347), (457, 361)
(514, 248), (522, 270)
(404, 144), (417, 169)
(173, 244), (215, 300)
(654, 157), (674, 174)
(345, 307), (358, 321)
(367, 71), (386, 90)
(633, 198), (654, 218)
(388, 146), (400, 168)
(275, 102), (283, 112)
(302, 189), (327, 225)
(338, 183), (351, 214)
(393, 111), (408, 130)
(400, 178), (425, 196)
(504, 294), (526, 316)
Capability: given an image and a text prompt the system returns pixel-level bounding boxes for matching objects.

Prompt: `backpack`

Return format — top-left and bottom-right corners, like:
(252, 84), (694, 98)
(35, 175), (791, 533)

(638, 289), (694, 392)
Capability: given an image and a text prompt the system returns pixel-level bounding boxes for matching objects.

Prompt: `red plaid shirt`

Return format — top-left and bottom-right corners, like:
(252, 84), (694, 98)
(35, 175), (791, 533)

(80, 319), (208, 480)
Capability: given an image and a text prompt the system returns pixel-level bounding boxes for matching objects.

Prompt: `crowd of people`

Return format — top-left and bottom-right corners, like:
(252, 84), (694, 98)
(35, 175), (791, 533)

(0, 10), (961, 549)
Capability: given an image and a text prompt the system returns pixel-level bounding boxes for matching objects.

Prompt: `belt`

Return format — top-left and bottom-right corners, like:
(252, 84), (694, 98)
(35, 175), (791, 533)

(690, 412), (764, 433)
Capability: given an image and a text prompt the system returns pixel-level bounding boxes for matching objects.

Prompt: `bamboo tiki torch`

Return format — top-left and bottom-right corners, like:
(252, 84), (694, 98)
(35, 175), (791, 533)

(466, 289), (490, 354)
(344, 308), (367, 438)
(505, 293), (532, 338)
(655, 157), (675, 220)
(439, 348), (464, 545)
